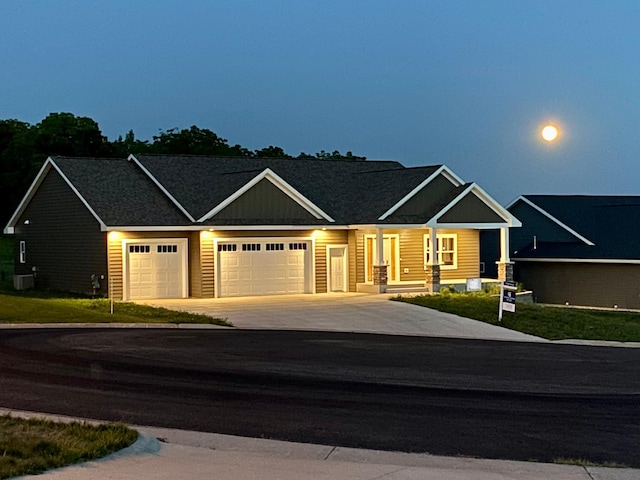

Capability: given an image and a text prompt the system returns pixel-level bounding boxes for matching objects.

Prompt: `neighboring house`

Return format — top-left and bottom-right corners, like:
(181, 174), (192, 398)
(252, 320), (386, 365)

(4, 155), (520, 300)
(506, 195), (640, 309)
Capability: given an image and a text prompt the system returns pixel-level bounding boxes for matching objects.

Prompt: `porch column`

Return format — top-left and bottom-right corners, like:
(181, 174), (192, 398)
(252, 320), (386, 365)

(497, 227), (514, 282)
(372, 227), (387, 293)
(425, 227), (440, 293)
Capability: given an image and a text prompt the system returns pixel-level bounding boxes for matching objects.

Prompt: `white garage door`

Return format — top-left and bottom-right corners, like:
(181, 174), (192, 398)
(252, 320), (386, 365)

(125, 240), (188, 300)
(218, 240), (310, 297)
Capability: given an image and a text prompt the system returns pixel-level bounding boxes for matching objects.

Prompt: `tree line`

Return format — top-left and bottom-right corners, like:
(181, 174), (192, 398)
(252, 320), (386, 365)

(0, 112), (365, 226)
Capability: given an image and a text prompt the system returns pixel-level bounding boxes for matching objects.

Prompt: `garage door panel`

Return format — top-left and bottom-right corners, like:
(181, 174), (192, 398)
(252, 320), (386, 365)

(218, 241), (310, 298)
(126, 241), (187, 300)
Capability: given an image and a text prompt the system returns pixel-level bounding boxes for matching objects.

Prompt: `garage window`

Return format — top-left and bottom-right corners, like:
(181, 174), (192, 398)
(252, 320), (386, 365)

(266, 243), (284, 251)
(218, 244), (237, 252)
(289, 243), (307, 250)
(157, 245), (178, 253)
(129, 245), (150, 253)
(242, 243), (261, 251)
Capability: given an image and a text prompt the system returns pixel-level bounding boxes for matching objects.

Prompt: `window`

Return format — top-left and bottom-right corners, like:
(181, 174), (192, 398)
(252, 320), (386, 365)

(242, 243), (261, 251)
(424, 234), (457, 269)
(266, 243), (284, 251)
(157, 245), (178, 253)
(289, 243), (307, 250)
(129, 245), (150, 253)
(19, 241), (26, 264)
(218, 244), (237, 252)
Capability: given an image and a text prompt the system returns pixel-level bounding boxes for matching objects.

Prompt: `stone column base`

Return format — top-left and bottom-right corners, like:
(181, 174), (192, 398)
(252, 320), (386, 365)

(497, 262), (514, 282)
(425, 264), (441, 294)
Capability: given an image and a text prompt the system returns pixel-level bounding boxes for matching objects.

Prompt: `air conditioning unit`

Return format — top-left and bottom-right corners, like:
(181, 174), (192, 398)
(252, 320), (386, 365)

(14, 274), (34, 290)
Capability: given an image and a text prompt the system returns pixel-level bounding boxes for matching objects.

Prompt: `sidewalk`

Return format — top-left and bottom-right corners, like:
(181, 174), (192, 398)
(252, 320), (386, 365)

(7, 410), (638, 480)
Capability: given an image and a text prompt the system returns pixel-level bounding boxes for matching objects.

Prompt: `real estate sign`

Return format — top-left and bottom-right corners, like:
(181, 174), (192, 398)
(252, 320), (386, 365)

(498, 281), (517, 321)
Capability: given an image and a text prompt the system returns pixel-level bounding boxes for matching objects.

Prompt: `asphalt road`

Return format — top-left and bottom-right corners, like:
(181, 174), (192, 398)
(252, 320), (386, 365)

(1, 328), (639, 467)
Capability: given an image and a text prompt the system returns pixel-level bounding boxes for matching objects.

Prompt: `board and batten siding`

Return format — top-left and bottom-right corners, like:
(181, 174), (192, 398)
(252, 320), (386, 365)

(14, 168), (107, 295)
(516, 262), (640, 309)
(354, 228), (480, 283)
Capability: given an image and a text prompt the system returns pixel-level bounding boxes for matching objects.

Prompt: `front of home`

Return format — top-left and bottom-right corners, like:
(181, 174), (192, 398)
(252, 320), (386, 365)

(5, 155), (520, 300)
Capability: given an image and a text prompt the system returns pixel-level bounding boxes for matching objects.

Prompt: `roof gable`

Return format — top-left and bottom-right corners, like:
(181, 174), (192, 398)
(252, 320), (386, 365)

(436, 187), (507, 224)
(203, 173), (329, 224)
(509, 195), (640, 260)
(4, 157), (108, 233)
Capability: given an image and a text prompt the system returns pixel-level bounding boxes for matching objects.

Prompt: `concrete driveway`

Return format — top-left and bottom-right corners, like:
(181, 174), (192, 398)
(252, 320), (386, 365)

(140, 293), (544, 343)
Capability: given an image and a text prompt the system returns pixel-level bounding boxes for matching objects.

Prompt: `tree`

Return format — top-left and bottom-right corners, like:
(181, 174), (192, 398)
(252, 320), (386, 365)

(254, 145), (290, 158)
(34, 112), (109, 157)
(110, 130), (150, 156)
(148, 126), (252, 156)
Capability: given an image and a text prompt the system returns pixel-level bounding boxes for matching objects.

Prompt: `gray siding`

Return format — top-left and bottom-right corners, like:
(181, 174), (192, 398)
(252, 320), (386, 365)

(515, 262), (640, 309)
(438, 193), (505, 223)
(509, 200), (578, 252)
(393, 174), (456, 217)
(211, 179), (318, 221)
(14, 168), (107, 295)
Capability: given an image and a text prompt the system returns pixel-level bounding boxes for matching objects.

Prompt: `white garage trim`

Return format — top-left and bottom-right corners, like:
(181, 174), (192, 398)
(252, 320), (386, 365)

(214, 236), (316, 298)
(122, 238), (189, 301)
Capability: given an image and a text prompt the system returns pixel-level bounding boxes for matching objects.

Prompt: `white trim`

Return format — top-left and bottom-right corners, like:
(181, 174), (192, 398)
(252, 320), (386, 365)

(127, 154), (196, 222)
(213, 236), (315, 298)
(121, 237), (189, 301)
(19, 240), (26, 264)
(363, 233), (400, 283)
(428, 183), (521, 228)
(423, 233), (458, 270)
(326, 244), (349, 292)
(514, 257), (640, 265)
(509, 196), (594, 246)
(198, 168), (335, 223)
(3, 157), (110, 234)
(105, 225), (346, 232)
(378, 165), (463, 220)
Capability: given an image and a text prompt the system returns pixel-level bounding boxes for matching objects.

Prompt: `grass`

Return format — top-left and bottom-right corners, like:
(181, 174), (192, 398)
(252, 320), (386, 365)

(393, 292), (640, 342)
(0, 415), (138, 479)
(553, 457), (628, 468)
(0, 293), (231, 325)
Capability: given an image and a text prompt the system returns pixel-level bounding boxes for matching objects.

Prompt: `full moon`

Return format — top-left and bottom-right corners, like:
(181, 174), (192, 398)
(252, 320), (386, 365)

(541, 125), (558, 141)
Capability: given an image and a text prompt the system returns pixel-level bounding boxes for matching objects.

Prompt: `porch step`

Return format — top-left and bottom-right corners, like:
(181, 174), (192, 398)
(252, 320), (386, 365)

(385, 285), (430, 294)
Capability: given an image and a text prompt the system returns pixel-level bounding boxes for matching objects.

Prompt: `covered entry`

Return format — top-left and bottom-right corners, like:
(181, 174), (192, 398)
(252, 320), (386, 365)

(217, 238), (312, 297)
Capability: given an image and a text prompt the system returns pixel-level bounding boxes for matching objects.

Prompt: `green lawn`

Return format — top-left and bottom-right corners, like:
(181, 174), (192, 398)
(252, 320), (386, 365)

(0, 294), (231, 326)
(0, 415), (137, 479)
(394, 293), (640, 342)
(0, 236), (13, 290)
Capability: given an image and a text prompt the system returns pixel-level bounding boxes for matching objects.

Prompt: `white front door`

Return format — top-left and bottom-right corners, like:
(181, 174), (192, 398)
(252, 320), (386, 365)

(328, 246), (347, 292)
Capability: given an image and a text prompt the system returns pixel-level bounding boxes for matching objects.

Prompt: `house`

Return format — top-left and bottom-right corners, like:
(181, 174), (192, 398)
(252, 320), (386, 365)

(4, 155), (520, 300)
(506, 195), (640, 309)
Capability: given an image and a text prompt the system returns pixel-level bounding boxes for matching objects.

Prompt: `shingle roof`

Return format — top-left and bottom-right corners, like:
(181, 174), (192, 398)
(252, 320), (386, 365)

(511, 195), (640, 260)
(133, 155), (441, 224)
(52, 157), (189, 226)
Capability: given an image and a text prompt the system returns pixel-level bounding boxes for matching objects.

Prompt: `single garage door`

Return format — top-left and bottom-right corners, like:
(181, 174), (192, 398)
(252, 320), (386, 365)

(125, 239), (188, 300)
(218, 240), (310, 297)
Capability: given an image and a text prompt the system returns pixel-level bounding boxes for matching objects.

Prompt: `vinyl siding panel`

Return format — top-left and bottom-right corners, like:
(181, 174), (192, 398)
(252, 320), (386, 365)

(313, 230), (348, 293)
(355, 228), (480, 283)
(211, 179), (317, 221)
(509, 201), (578, 252)
(14, 168), (107, 295)
(516, 262), (640, 309)
(200, 233), (215, 298)
(437, 193), (504, 223)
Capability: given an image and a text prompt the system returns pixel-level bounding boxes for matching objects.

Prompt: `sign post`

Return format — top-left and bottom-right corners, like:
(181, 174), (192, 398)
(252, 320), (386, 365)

(498, 281), (517, 322)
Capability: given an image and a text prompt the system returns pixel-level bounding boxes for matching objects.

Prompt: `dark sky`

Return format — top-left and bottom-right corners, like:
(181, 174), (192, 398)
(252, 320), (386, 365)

(3, 1), (639, 203)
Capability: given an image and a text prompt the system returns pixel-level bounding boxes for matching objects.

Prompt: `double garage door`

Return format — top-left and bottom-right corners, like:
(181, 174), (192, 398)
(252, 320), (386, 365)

(217, 240), (311, 297)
